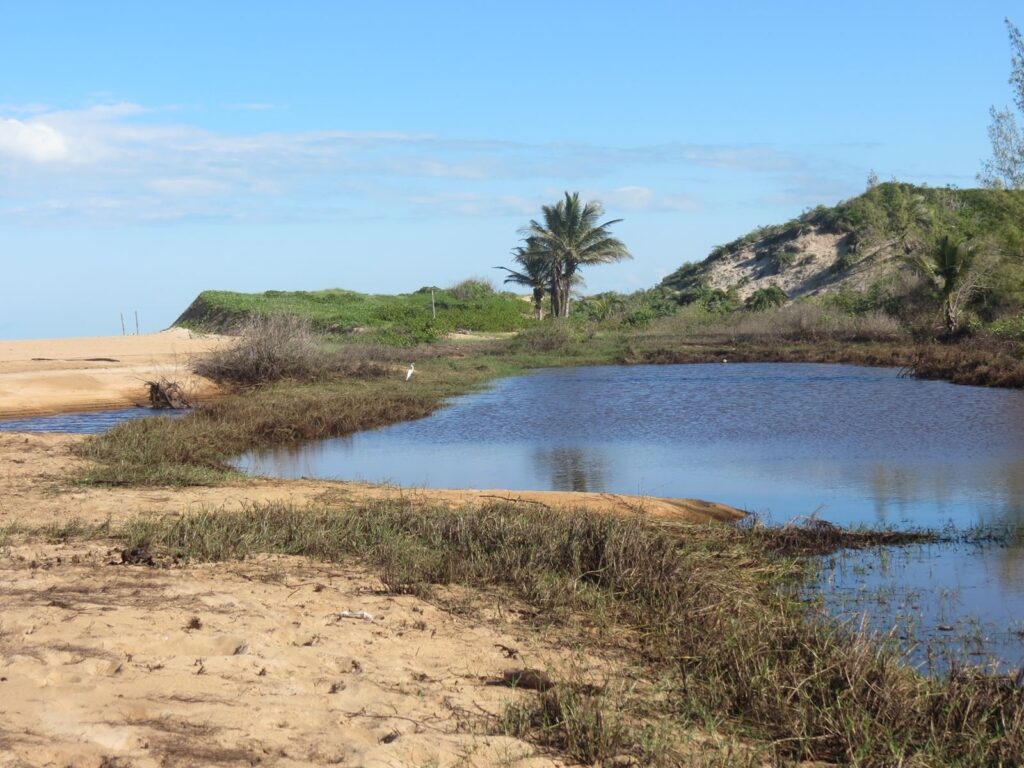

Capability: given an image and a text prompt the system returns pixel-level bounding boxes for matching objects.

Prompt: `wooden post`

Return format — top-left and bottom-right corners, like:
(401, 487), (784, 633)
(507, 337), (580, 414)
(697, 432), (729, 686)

(431, 289), (436, 320)
(135, 311), (139, 335)
(120, 313), (126, 336)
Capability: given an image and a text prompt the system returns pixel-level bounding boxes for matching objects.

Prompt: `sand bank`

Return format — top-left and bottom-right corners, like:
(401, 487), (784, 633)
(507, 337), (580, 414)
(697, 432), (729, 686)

(0, 329), (228, 418)
(0, 433), (745, 528)
(0, 541), (577, 767)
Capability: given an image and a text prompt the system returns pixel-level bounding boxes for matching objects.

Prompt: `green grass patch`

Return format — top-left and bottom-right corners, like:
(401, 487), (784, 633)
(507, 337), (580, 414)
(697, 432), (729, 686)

(174, 286), (533, 345)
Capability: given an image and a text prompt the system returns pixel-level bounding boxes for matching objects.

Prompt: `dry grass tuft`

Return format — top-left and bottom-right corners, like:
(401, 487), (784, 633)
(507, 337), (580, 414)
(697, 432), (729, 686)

(194, 315), (393, 385)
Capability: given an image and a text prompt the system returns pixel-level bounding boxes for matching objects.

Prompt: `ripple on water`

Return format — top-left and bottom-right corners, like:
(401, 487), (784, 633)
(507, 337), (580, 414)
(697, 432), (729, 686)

(0, 407), (187, 434)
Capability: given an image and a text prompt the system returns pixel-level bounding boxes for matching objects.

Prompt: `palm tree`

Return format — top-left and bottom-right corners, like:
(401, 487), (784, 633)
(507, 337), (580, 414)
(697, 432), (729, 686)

(521, 192), (631, 317)
(495, 239), (549, 320)
(909, 235), (986, 334)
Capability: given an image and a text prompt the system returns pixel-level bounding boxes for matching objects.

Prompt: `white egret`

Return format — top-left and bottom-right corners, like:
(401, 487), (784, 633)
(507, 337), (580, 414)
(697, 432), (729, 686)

(405, 363), (415, 381)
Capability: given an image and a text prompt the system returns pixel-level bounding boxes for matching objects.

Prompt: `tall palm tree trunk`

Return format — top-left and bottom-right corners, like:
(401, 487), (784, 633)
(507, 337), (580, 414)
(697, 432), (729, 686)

(944, 298), (959, 334)
(532, 287), (544, 320)
(550, 273), (563, 318)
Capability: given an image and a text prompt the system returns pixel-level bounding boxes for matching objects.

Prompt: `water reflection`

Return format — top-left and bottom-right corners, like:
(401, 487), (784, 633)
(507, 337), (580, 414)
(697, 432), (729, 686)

(533, 446), (608, 492)
(235, 364), (1024, 530)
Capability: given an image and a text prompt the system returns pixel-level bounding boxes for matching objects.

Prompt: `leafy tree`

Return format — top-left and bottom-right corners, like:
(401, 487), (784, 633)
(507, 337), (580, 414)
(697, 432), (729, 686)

(981, 18), (1024, 188)
(745, 286), (788, 311)
(520, 192), (631, 317)
(909, 235), (992, 334)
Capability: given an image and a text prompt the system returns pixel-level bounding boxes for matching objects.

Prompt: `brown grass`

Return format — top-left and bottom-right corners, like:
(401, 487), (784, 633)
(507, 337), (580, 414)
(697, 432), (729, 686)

(74, 379), (442, 485)
(624, 311), (1024, 388)
(193, 315), (393, 385)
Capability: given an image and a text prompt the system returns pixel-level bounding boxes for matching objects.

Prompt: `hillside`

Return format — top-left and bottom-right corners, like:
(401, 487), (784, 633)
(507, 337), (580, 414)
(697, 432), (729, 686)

(174, 284), (532, 345)
(661, 183), (1024, 322)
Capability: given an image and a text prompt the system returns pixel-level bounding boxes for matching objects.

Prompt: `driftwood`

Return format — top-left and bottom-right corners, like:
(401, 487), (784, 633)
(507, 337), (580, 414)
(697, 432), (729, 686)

(146, 379), (191, 409)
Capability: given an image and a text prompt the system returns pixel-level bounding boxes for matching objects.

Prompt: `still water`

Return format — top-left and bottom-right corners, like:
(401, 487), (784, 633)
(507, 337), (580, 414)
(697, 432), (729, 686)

(0, 407), (185, 434)
(236, 363), (1024, 670)
(237, 364), (1024, 528)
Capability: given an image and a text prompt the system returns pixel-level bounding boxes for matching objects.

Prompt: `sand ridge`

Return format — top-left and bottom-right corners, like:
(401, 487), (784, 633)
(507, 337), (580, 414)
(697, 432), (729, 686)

(0, 432), (745, 529)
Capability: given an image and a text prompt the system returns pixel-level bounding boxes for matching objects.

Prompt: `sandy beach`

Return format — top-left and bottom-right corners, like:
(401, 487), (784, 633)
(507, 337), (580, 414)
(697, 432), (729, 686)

(0, 539), (582, 768)
(0, 329), (229, 419)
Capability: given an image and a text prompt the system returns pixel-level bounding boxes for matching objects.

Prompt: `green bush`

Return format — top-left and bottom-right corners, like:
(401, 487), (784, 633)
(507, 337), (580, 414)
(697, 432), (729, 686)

(449, 277), (496, 300)
(745, 286), (788, 311)
(989, 314), (1024, 339)
(509, 321), (581, 353)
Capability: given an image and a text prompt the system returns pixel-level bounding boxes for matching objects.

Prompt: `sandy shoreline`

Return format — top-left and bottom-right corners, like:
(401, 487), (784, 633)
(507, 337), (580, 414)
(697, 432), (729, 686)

(0, 329), (228, 419)
(0, 432), (738, 766)
(0, 432), (745, 528)
(0, 333), (743, 765)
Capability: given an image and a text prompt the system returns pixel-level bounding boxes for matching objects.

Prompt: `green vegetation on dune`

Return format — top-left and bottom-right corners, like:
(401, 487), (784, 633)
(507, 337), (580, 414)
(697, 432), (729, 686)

(175, 281), (532, 345)
(660, 182), (1024, 335)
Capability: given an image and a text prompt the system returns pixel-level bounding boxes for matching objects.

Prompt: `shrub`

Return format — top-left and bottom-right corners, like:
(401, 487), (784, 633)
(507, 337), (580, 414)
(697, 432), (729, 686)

(989, 314), (1024, 339)
(725, 304), (904, 343)
(449, 277), (496, 300)
(509, 321), (580, 353)
(193, 316), (393, 385)
(772, 249), (799, 271)
(745, 286), (788, 312)
(194, 315), (332, 385)
(622, 307), (656, 327)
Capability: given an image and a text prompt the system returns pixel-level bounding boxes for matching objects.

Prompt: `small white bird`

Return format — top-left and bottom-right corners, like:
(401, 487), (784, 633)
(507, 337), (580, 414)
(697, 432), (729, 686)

(721, 358), (728, 364)
(405, 363), (415, 381)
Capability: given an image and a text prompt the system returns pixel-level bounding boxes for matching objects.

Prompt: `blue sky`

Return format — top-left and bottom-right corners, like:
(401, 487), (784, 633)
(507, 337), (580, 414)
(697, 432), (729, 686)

(0, 1), (1018, 338)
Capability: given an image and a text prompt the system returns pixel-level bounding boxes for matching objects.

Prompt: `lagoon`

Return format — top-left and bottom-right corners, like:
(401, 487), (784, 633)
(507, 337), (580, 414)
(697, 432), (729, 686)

(237, 363), (1024, 530)
(236, 362), (1024, 670)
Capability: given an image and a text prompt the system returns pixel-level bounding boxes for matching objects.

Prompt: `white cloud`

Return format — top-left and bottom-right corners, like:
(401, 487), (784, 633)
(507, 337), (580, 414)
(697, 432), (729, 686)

(0, 102), (834, 224)
(0, 103), (50, 115)
(660, 194), (703, 212)
(600, 186), (703, 213)
(0, 118), (69, 162)
(608, 185), (655, 208)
